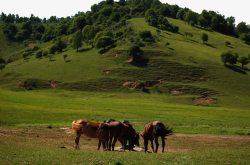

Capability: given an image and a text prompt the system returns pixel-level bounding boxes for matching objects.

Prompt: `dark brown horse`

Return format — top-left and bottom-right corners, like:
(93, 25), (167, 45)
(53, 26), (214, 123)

(141, 121), (173, 153)
(72, 119), (103, 150)
(99, 120), (140, 151)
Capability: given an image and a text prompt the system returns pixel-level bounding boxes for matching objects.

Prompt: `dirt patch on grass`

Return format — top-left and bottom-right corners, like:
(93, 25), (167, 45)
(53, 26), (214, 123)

(192, 97), (217, 104)
(0, 128), (249, 153)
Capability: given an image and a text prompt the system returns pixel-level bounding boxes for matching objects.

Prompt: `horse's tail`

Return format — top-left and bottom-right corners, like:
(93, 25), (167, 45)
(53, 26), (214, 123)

(154, 123), (173, 137)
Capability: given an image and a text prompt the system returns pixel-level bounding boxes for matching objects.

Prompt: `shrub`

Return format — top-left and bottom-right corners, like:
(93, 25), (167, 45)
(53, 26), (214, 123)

(42, 50), (48, 57)
(221, 52), (238, 65)
(0, 64), (5, 70)
(139, 30), (154, 42)
(128, 45), (148, 66)
(225, 41), (231, 46)
(50, 38), (67, 54)
(36, 51), (43, 59)
(95, 36), (115, 49)
(201, 33), (208, 43)
(240, 33), (250, 44)
(238, 56), (249, 68)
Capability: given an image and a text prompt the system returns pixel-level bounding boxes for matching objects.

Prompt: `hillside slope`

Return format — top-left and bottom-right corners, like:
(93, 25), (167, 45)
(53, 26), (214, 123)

(0, 17), (250, 109)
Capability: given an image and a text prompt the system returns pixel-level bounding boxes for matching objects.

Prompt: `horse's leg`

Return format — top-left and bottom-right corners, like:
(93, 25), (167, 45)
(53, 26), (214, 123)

(98, 139), (102, 150)
(112, 137), (118, 151)
(155, 136), (159, 153)
(108, 136), (113, 151)
(75, 132), (81, 150)
(150, 139), (155, 153)
(144, 138), (148, 153)
(102, 140), (107, 150)
(129, 138), (133, 151)
(162, 136), (166, 153)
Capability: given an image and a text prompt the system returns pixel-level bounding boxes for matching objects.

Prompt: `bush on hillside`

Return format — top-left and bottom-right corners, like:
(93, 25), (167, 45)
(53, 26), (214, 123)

(95, 36), (115, 49)
(238, 56), (249, 68)
(201, 33), (209, 43)
(128, 45), (148, 66)
(139, 30), (154, 42)
(221, 52), (238, 65)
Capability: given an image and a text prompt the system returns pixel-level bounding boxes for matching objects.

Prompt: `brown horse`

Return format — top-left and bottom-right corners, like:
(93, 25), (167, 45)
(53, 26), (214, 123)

(100, 120), (140, 151)
(141, 121), (173, 153)
(72, 119), (103, 150)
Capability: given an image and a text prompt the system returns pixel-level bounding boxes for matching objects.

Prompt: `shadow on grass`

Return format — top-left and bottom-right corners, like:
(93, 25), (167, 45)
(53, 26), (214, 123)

(78, 47), (92, 52)
(205, 43), (216, 48)
(225, 64), (247, 75)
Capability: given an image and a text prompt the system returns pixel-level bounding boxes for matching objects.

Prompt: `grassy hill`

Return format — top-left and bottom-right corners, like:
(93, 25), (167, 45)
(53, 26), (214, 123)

(0, 15), (250, 164)
(1, 17), (250, 109)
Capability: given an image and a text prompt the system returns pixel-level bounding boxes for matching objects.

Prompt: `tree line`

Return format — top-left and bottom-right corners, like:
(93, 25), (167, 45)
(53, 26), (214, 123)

(1, 0), (250, 44)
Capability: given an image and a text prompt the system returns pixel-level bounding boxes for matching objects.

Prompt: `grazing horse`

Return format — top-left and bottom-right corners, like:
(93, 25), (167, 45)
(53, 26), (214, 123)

(72, 119), (103, 150)
(100, 120), (140, 151)
(141, 121), (173, 153)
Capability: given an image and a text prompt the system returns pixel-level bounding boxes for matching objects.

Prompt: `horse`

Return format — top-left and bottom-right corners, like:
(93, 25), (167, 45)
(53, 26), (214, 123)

(100, 120), (140, 151)
(72, 119), (104, 150)
(141, 121), (173, 153)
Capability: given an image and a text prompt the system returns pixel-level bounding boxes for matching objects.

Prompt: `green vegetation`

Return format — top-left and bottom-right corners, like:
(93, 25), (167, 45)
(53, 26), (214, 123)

(0, 0), (250, 164)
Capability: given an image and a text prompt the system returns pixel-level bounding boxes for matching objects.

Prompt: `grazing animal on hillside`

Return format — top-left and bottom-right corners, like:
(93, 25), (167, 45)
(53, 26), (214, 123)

(101, 120), (140, 151)
(72, 119), (103, 150)
(141, 121), (173, 153)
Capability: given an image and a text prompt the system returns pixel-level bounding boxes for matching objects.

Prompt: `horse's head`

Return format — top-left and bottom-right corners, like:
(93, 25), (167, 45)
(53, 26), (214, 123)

(133, 132), (140, 147)
(165, 127), (173, 136)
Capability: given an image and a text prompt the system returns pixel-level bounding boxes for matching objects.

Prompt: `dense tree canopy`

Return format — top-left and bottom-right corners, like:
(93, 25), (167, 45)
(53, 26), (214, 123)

(0, 0), (249, 45)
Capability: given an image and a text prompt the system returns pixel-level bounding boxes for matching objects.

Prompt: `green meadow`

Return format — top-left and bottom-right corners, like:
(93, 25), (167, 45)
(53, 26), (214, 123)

(0, 11), (250, 165)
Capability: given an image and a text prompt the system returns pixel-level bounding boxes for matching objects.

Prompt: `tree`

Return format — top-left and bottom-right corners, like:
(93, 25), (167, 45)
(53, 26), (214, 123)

(184, 10), (198, 25)
(74, 16), (87, 30)
(221, 52), (238, 65)
(72, 30), (83, 52)
(238, 57), (249, 68)
(240, 33), (250, 44)
(3, 24), (17, 40)
(139, 30), (154, 42)
(95, 36), (114, 49)
(145, 9), (158, 27)
(158, 5), (171, 17)
(236, 22), (249, 35)
(50, 38), (67, 54)
(63, 54), (68, 62)
(128, 44), (148, 66)
(198, 10), (211, 28)
(201, 33), (208, 43)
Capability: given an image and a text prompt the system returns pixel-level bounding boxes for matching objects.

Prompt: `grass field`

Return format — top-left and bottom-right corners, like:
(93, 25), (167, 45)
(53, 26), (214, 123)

(0, 89), (250, 165)
(1, 16), (250, 164)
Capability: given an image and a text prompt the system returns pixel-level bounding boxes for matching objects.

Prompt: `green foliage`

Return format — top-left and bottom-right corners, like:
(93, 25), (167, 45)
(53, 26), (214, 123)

(221, 52), (239, 65)
(139, 30), (154, 42)
(50, 38), (67, 54)
(238, 56), (249, 68)
(145, 9), (179, 33)
(95, 36), (114, 49)
(72, 30), (83, 51)
(0, 58), (6, 64)
(236, 22), (250, 35)
(240, 33), (250, 44)
(184, 10), (198, 25)
(128, 44), (148, 66)
(82, 25), (102, 46)
(0, 64), (5, 70)
(63, 54), (68, 61)
(3, 23), (17, 40)
(35, 51), (43, 59)
(201, 33), (208, 43)
(74, 16), (87, 30)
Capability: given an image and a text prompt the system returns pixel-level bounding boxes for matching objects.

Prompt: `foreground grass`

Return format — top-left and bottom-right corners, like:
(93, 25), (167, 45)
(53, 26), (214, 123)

(0, 89), (249, 135)
(0, 128), (249, 165)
